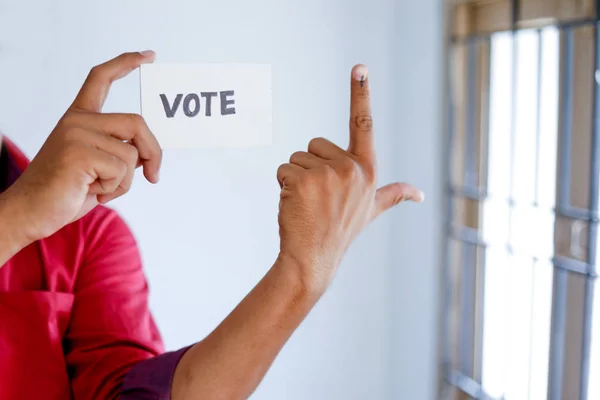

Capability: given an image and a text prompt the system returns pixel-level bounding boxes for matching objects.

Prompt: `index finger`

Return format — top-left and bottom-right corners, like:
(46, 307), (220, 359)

(71, 51), (156, 112)
(348, 64), (374, 159)
(74, 112), (162, 183)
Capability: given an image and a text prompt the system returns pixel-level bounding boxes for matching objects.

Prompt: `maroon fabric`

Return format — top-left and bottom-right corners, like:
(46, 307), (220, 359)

(120, 346), (192, 400)
(0, 140), (21, 192)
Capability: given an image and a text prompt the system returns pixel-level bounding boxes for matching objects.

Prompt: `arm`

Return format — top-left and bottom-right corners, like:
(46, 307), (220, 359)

(0, 192), (24, 265)
(168, 65), (424, 400)
(171, 255), (316, 400)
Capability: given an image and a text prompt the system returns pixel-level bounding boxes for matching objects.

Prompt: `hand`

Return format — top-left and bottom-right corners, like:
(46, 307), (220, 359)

(276, 64), (423, 293)
(1, 51), (162, 249)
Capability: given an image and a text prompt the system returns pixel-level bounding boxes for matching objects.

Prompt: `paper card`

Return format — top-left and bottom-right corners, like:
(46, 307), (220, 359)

(140, 63), (272, 149)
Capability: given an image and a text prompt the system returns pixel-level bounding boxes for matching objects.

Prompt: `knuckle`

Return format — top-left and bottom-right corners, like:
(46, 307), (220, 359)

(364, 168), (377, 186)
(289, 151), (305, 164)
(339, 157), (358, 177)
(351, 114), (373, 131)
(125, 144), (139, 165)
(120, 173), (134, 192)
(105, 179), (121, 194)
(116, 156), (128, 176)
(320, 164), (336, 181)
(126, 113), (145, 128)
(307, 137), (326, 153)
(276, 164), (288, 180)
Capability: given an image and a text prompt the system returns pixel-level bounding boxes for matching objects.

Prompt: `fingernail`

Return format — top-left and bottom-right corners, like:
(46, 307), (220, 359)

(416, 191), (425, 203)
(139, 50), (156, 58)
(353, 64), (368, 83)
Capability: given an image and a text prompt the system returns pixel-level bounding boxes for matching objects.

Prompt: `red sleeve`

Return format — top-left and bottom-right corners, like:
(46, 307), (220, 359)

(64, 207), (165, 400)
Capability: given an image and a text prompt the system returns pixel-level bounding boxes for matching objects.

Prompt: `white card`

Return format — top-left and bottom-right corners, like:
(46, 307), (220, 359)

(140, 63), (273, 149)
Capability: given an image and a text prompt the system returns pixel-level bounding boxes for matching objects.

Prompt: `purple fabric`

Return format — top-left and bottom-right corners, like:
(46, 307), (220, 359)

(120, 346), (192, 400)
(0, 140), (21, 193)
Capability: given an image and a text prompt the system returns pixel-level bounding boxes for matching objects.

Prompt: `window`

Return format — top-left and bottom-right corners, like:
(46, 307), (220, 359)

(443, 1), (600, 399)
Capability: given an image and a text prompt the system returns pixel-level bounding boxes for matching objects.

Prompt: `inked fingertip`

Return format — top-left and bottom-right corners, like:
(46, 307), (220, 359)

(352, 64), (368, 82)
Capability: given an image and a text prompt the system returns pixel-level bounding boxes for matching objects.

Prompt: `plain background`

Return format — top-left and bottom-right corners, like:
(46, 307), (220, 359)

(0, 0), (443, 398)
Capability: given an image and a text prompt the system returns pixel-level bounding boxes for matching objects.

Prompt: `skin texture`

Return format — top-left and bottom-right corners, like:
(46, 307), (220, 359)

(0, 53), (423, 399)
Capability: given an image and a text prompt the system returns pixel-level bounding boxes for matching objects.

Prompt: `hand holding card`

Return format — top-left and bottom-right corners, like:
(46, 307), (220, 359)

(140, 63), (273, 149)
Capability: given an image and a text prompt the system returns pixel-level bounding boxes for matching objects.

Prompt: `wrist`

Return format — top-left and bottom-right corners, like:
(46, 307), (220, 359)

(274, 252), (331, 300)
(0, 190), (32, 264)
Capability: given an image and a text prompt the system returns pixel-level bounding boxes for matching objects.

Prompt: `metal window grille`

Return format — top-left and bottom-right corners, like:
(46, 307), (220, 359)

(442, 1), (600, 399)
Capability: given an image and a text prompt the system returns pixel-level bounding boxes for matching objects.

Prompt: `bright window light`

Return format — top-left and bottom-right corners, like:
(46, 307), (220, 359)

(482, 27), (558, 400)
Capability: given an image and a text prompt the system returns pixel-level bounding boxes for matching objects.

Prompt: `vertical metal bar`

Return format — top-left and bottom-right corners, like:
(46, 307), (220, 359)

(481, 37), (492, 197)
(550, 27), (575, 400)
(465, 38), (479, 187)
(534, 29), (543, 206)
(507, 14), (518, 229)
(460, 242), (475, 376)
(443, 46), (457, 374)
(511, 0), (520, 30)
(559, 29), (574, 209)
(579, 22), (600, 400)
(580, 278), (595, 400)
(550, 269), (568, 400)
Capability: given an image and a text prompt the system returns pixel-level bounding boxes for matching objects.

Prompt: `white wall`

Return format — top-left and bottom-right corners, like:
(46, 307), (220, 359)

(389, 1), (444, 399)
(0, 0), (442, 398)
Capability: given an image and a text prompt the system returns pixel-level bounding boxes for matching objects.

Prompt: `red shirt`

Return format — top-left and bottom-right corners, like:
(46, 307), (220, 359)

(0, 138), (188, 400)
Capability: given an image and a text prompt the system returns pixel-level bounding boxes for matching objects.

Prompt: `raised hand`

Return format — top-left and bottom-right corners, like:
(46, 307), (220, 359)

(0, 51), (162, 251)
(276, 64), (423, 292)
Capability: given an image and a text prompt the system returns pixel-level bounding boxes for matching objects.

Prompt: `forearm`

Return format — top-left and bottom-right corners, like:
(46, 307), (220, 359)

(0, 191), (29, 266)
(171, 255), (321, 400)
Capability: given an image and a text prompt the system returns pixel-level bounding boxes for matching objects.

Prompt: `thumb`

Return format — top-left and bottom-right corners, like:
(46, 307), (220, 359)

(373, 182), (424, 219)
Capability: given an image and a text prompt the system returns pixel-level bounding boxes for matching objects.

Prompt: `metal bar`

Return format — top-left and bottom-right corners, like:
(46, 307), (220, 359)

(553, 256), (597, 277)
(443, 48), (457, 374)
(450, 225), (486, 247)
(511, 0), (520, 31)
(558, 205), (600, 223)
(449, 184), (487, 201)
(550, 269), (568, 400)
(588, 25), (600, 241)
(448, 186), (600, 222)
(450, 225), (598, 278)
(559, 28), (574, 209)
(448, 370), (500, 400)
(460, 242), (475, 376)
(579, 22), (600, 400)
(580, 278), (596, 400)
(450, 18), (599, 45)
(465, 38), (479, 187)
(556, 18), (600, 30)
(480, 36), (492, 199)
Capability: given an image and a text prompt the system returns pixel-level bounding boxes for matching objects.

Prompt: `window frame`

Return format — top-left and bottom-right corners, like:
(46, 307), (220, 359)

(441, 1), (600, 399)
